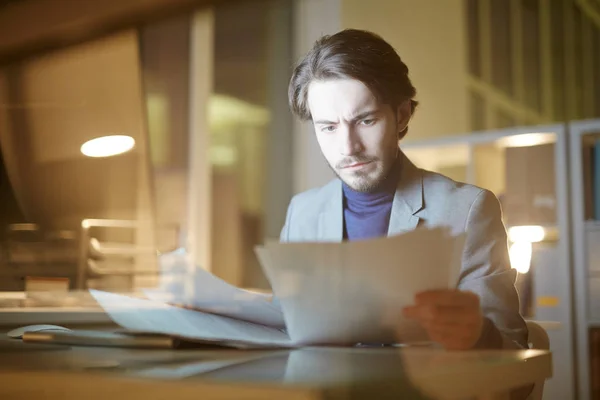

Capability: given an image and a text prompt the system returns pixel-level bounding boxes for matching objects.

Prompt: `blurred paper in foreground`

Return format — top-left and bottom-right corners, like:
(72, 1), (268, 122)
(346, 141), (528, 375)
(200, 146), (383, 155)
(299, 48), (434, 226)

(144, 250), (285, 328)
(89, 290), (291, 348)
(91, 228), (465, 348)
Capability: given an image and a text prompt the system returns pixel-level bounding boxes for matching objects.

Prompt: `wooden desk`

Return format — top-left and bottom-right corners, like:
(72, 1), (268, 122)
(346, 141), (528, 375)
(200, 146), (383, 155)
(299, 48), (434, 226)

(0, 337), (551, 400)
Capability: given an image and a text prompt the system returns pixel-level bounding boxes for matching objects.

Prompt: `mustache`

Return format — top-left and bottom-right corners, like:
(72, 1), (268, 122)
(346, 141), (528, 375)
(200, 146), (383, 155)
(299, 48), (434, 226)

(335, 156), (376, 169)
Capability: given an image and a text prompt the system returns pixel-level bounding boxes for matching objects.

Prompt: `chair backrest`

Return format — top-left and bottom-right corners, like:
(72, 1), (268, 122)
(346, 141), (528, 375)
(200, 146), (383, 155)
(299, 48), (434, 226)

(526, 321), (550, 400)
(527, 320), (550, 350)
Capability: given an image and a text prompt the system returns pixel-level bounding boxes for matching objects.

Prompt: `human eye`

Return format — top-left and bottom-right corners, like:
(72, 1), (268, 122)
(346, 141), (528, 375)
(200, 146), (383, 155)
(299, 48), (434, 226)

(320, 125), (336, 133)
(361, 118), (376, 126)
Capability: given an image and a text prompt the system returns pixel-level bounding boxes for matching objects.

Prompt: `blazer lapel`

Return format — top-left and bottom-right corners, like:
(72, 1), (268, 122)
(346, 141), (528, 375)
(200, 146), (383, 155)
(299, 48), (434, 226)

(388, 154), (424, 236)
(318, 180), (344, 242)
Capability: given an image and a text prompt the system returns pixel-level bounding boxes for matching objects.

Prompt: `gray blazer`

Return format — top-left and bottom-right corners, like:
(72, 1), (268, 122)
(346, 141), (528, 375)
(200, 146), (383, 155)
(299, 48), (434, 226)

(280, 153), (528, 349)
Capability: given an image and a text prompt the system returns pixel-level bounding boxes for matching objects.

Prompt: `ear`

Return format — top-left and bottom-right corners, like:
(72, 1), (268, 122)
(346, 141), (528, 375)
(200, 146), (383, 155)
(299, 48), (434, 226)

(396, 101), (412, 139)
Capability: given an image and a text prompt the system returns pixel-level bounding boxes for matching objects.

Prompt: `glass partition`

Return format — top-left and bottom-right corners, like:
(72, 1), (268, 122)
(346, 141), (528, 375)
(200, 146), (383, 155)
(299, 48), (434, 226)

(402, 143), (470, 183)
(0, 0), (295, 301)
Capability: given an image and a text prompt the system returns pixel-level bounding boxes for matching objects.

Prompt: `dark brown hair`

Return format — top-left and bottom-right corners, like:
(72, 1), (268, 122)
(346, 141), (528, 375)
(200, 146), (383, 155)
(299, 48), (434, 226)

(288, 29), (418, 138)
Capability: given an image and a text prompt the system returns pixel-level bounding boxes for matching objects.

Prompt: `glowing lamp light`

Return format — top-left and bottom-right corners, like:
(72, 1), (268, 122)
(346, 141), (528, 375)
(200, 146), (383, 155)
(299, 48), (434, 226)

(508, 225), (545, 243)
(81, 135), (135, 158)
(507, 225), (546, 274)
(509, 241), (532, 274)
(497, 132), (555, 148)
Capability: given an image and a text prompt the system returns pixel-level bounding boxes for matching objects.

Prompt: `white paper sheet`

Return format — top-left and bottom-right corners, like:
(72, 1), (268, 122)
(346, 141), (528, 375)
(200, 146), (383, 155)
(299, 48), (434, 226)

(91, 227), (465, 349)
(89, 290), (291, 348)
(144, 249), (285, 328)
(257, 227), (466, 346)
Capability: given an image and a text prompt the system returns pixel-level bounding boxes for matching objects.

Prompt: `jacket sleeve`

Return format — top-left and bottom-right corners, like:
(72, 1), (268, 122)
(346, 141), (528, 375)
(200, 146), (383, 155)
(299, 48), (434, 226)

(458, 189), (529, 350)
(279, 198), (294, 243)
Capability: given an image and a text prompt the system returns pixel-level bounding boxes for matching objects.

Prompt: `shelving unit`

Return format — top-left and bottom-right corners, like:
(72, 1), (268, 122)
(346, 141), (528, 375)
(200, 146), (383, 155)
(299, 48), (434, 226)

(569, 119), (600, 400)
(402, 124), (574, 400)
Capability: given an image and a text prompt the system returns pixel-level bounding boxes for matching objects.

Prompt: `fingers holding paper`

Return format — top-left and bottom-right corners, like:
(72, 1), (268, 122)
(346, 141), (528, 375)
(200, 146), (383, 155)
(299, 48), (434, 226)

(402, 289), (484, 351)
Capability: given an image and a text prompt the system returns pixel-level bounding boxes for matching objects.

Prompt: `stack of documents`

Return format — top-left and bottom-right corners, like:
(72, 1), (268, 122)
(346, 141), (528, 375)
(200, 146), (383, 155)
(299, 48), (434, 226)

(90, 227), (465, 348)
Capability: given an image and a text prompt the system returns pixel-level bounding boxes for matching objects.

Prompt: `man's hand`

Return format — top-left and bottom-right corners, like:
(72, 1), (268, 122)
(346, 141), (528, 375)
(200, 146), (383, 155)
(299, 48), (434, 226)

(402, 289), (484, 350)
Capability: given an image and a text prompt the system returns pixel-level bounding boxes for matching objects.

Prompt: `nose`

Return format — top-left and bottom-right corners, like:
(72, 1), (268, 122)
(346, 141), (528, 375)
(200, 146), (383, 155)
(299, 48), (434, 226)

(338, 125), (363, 156)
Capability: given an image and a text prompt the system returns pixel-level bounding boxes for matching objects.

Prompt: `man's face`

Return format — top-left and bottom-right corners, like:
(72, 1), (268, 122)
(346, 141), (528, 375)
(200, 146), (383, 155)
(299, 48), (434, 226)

(307, 79), (408, 192)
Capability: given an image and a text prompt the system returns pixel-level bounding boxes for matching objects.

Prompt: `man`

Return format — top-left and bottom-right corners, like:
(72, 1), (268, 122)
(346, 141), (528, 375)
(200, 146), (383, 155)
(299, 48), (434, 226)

(281, 29), (528, 351)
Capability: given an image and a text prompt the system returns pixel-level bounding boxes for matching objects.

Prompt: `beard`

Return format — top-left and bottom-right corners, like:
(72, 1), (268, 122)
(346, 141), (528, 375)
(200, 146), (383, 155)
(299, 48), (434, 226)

(329, 155), (392, 193)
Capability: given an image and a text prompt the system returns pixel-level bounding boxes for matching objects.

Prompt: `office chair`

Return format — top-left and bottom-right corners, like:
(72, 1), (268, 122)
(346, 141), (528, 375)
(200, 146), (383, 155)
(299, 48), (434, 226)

(526, 321), (550, 400)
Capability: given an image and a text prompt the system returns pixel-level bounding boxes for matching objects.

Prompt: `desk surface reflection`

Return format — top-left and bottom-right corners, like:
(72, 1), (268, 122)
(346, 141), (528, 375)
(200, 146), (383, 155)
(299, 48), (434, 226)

(0, 337), (551, 400)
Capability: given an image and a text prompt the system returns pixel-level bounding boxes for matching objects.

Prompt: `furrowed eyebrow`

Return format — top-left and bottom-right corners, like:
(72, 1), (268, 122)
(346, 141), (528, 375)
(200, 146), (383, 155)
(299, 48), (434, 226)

(349, 110), (378, 123)
(313, 118), (337, 125)
(313, 110), (379, 125)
